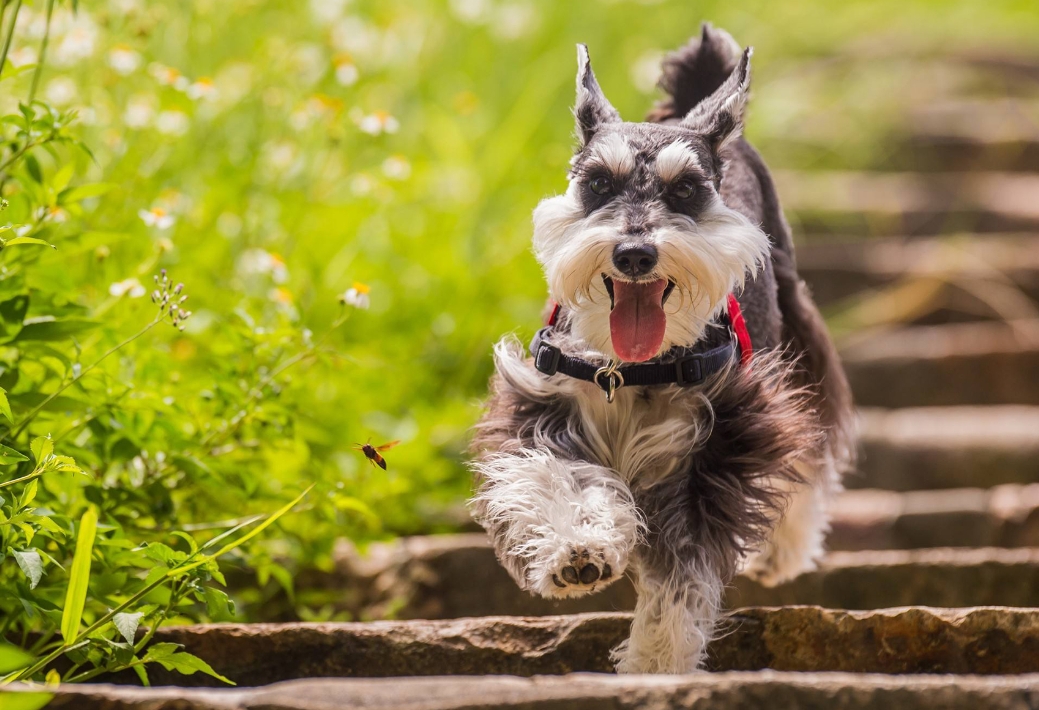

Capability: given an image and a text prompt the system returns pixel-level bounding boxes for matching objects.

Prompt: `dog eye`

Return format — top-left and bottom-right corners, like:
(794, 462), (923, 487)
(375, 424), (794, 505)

(672, 179), (695, 200)
(589, 176), (612, 195)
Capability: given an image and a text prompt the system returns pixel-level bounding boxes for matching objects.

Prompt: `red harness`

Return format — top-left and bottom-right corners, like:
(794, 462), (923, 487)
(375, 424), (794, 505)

(726, 293), (754, 367)
(545, 295), (753, 366)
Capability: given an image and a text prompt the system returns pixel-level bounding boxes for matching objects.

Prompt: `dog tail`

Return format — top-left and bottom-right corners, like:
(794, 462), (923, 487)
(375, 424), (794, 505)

(646, 23), (744, 123)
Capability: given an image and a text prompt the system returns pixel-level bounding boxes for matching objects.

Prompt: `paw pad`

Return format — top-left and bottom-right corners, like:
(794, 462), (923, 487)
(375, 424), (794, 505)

(550, 548), (612, 590)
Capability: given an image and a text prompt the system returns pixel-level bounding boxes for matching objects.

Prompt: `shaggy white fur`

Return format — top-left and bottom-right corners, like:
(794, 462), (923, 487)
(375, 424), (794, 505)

(471, 446), (643, 598)
(654, 140), (702, 182)
(531, 185), (768, 362)
(613, 555), (723, 673)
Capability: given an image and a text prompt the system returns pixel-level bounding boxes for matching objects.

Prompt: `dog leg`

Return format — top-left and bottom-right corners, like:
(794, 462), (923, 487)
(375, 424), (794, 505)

(613, 552), (723, 674)
(743, 457), (840, 587)
(470, 448), (642, 599)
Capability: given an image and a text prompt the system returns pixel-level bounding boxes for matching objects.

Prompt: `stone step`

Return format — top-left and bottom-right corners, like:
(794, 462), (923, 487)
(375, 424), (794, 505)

(797, 234), (1039, 309)
(91, 606), (1039, 687)
(832, 485), (1039, 550)
(842, 321), (1039, 407)
(730, 548), (1039, 610)
(30, 672), (1039, 710)
(775, 170), (1039, 237)
(898, 99), (1039, 172)
(769, 101), (1039, 173)
(854, 406), (1039, 490)
(264, 536), (1039, 620)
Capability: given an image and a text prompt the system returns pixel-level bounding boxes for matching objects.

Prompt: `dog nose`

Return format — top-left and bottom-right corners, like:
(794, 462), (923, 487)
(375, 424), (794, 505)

(612, 244), (658, 278)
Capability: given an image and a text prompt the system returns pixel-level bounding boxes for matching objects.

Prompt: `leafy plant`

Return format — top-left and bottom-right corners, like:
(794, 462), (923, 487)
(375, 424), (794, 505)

(0, 0), (329, 685)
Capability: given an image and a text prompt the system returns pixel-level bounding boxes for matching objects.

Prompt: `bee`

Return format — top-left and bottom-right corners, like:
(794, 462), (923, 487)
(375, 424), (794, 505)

(353, 439), (401, 470)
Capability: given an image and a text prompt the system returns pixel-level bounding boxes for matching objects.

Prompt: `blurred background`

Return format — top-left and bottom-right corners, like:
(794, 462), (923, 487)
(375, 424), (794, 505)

(3, 0), (1039, 649)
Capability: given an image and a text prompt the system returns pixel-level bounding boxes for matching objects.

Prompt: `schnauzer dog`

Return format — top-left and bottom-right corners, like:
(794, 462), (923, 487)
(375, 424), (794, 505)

(469, 24), (854, 674)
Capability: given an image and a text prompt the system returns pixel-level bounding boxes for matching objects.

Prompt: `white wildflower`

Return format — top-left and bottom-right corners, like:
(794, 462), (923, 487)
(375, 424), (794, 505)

(310, 0), (350, 23)
(330, 16), (379, 57)
(236, 249), (289, 284)
(139, 207), (175, 230)
(186, 77), (218, 101)
(155, 110), (190, 136)
(349, 174), (374, 196)
(108, 45), (141, 75)
(261, 141), (297, 172)
(44, 77), (77, 106)
(149, 63), (190, 91)
(7, 47), (37, 67)
(123, 94), (155, 129)
(449, 0), (491, 23)
(381, 155), (411, 181)
(40, 206), (68, 223)
(334, 55), (359, 86)
(357, 110), (399, 136)
(339, 282), (370, 309)
(109, 278), (147, 298)
(54, 18), (98, 65)
(490, 2), (539, 40)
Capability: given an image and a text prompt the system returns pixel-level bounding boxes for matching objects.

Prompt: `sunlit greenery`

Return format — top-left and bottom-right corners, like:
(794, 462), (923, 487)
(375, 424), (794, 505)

(0, 0), (1035, 684)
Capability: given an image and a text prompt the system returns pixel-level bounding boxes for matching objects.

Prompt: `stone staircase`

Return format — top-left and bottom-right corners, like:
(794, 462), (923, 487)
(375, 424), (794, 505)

(20, 52), (1039, 710)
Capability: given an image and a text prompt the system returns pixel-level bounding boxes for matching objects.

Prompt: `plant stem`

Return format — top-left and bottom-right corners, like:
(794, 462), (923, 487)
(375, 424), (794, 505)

(200, 310), (349, 449)
(8, 487), (310, 683)
(65, 662), (135, 684)
(0, 0), (22, 82)
(133, 578), (183, 655)
(6, 317), (161, 441)
(26, 0), (53, 103)
(0, 138), (37, 175)
(27, 630), (56, 656)
(0, 467), (41, 490)
(8, 572), (169, 683)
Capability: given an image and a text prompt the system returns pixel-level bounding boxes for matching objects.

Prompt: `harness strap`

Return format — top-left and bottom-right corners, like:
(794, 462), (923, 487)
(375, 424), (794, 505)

(727, 293), (753, 366)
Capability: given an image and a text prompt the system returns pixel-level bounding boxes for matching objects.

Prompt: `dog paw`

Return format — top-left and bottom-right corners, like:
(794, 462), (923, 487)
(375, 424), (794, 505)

(527, 543), (624, 599)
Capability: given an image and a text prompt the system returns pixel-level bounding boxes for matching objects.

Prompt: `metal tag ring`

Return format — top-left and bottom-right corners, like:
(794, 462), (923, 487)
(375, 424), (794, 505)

(593, 362), (624, 403)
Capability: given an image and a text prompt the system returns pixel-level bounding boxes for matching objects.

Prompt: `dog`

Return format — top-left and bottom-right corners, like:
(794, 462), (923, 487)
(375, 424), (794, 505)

(469, 24), (854, 674)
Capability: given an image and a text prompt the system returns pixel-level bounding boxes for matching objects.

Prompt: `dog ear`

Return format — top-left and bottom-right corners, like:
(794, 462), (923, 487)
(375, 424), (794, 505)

(680, 47), (751, 155)
(574, 44), (621, 147)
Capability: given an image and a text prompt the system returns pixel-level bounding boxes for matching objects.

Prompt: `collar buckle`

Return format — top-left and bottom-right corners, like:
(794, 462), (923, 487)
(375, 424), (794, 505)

(534, 343), (561, 376)
(673, 354), (704, 386)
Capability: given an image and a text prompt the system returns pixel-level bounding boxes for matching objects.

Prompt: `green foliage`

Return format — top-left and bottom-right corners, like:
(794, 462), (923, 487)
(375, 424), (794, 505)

(0, 0), (324, 684)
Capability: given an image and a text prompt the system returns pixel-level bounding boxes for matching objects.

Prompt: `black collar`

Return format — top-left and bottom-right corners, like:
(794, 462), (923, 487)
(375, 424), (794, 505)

(529, 326), (737, 400)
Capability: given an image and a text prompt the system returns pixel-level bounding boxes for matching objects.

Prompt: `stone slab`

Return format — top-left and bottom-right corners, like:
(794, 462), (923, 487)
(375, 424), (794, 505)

(775, 170), (1039, 237)
(831, 484), (1039, 549)
(26, 671), (1039, 709)
(797, 234), (1039, 307)
(841, 321), (1039, 407)
(125, 606), (1039, 687)
(854, 406), (1039, 490)
(248, 536), (1039, 621)
(730, 548), (1039, 610)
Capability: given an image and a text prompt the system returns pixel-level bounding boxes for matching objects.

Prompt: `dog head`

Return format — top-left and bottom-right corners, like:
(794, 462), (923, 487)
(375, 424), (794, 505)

(532, 44), (769, 362)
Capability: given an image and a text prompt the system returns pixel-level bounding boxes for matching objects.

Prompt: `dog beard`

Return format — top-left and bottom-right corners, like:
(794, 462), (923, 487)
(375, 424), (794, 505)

(532, 182), (770, 361)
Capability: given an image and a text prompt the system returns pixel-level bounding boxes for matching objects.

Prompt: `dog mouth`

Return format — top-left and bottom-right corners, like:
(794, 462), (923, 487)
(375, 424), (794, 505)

(602, 274), (675, 363)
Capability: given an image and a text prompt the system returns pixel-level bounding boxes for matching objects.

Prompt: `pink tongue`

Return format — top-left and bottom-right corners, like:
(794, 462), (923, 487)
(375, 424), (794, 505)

(609, 279), (668, 362)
